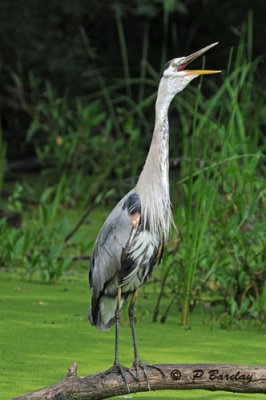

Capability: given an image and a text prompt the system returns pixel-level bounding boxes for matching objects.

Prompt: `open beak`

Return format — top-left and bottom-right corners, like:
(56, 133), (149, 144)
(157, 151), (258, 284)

(179, 42), (221, 75)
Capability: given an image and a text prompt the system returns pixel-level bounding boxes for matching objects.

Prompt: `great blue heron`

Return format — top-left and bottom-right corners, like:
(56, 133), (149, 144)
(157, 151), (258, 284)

(89, 42), (220, 391)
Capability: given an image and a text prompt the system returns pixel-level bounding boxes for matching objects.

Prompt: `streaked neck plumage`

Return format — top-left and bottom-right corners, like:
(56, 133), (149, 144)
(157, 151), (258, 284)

(136, 79), (174, 239)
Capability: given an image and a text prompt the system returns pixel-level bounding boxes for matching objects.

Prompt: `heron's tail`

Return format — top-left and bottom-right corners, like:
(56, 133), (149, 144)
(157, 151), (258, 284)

(89, 295), (123, 331)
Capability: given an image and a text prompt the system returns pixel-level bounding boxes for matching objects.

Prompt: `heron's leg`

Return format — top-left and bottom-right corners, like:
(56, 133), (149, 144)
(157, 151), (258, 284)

(128, 290), (150, 389)
(110, 287), (133, 392)
(128, 290), (140, 362)
(128, 290), (165, 390)
(114, 287), (121, 365)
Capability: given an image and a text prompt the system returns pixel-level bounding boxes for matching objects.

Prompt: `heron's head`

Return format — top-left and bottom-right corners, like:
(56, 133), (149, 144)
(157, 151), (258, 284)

(160, 42), (221, 101)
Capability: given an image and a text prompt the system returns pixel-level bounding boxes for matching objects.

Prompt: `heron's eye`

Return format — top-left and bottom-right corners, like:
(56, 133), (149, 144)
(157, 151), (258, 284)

(171, 63), (177, 69)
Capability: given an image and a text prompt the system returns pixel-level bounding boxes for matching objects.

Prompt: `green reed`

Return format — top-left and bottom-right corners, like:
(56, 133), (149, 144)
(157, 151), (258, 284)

(173, 21), (265, 324)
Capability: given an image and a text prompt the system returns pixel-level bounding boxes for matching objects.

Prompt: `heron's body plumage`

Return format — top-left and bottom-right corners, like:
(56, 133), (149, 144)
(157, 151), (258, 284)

(89, 190), (164, 330)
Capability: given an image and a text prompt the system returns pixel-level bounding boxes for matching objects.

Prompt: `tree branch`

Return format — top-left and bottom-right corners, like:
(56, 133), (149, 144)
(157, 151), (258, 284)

(64, 203), (97, 243)
(14, 363), (266, 400)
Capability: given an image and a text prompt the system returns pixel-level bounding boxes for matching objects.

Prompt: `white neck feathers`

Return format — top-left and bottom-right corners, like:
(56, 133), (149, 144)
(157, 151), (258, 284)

(136, 79), (173, 239)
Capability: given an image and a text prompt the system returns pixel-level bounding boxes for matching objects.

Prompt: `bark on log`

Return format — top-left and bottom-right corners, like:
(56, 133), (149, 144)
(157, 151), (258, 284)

(14, 363), (266, 400)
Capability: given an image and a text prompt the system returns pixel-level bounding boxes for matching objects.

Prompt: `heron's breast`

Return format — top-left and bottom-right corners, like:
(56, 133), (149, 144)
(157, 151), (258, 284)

(120, 230), (162, 291)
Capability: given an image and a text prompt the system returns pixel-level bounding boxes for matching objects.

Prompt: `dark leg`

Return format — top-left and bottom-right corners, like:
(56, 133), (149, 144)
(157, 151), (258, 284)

(114, 287), (131, 392)
(106, 288), (133, 392)
(128, 291), (151, 389)
(128, 290), (140, 363)
(114, 287), (122, 365)
(128, 290), (165, 390)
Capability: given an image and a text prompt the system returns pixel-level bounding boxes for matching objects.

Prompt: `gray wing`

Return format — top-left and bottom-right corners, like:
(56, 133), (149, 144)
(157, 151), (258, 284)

(89, 190), (136, 301)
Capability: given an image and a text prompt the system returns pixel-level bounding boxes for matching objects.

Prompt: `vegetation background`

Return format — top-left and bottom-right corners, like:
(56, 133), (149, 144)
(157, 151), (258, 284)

(0, 0), (265, 398)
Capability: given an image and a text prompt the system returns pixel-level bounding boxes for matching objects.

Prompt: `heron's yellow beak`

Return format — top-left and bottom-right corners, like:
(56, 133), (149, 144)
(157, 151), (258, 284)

(181, 42), (221, 75)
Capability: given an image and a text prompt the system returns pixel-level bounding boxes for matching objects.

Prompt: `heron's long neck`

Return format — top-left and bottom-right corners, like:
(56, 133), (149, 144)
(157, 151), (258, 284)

(136, 83), (172, 238)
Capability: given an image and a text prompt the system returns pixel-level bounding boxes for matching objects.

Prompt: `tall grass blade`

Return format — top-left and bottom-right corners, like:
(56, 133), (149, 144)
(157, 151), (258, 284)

(114, 3), (131, 97)
(138, 21), (150, 103)
(0, 131), (6, 198)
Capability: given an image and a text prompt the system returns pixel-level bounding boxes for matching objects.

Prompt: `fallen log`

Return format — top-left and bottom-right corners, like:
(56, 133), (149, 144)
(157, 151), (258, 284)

(14, 362), (266, 399)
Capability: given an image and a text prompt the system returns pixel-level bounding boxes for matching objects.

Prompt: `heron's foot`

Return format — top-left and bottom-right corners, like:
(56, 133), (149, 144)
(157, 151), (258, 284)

(106, 363), (136, 393)
(132, 359), (150, 391)
(133, 360), (166, 391)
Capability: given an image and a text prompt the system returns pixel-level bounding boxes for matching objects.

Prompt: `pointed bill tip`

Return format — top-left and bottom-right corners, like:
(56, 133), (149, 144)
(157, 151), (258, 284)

(184, 70), (222, 75)
(197, 42), (219, 54)
(183, 42), (220, 66)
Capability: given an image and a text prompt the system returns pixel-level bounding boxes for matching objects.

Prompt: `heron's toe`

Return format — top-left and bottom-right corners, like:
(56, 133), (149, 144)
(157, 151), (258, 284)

(132, 359), (151, 391)
(106, 363), (137, 393)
